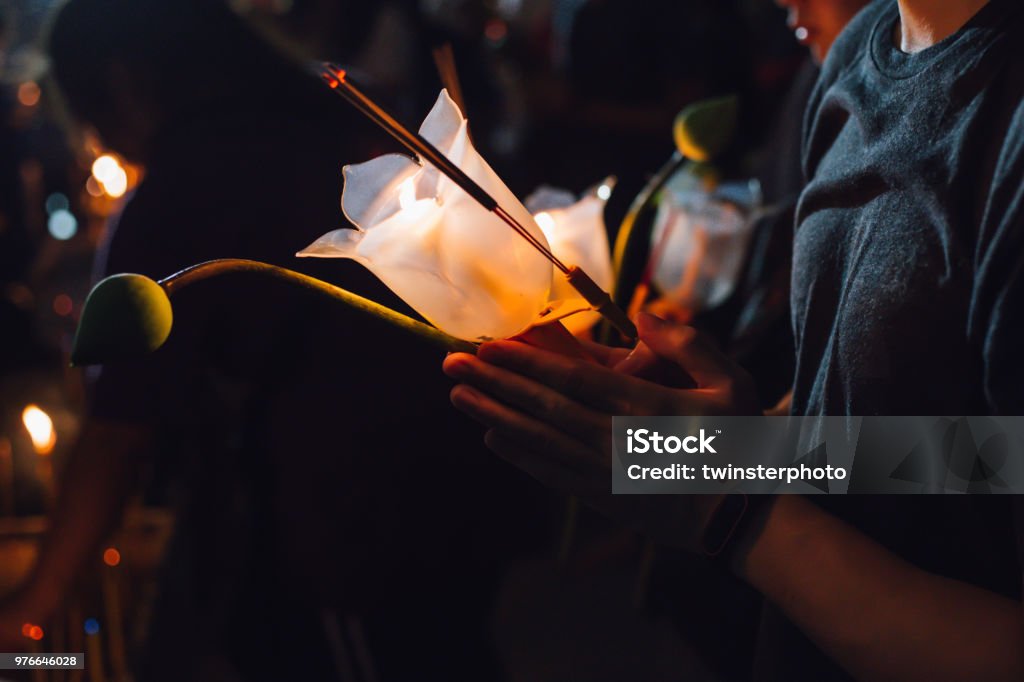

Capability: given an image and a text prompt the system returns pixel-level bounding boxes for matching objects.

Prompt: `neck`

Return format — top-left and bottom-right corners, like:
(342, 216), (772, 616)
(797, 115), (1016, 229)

(896, 0), (990, 52)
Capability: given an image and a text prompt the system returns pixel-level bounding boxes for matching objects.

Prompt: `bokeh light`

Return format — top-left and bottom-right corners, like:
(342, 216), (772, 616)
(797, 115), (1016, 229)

(91, 154), (129, 198)
(91, 155), (119, 181)
(46, 192), (70, 214)
(103, 167), (129, 198)
(85, 176), (104, 197)
(484, 19), (508, 44)
(48, 209), (78, 240)
(17, 82), (41, 107)
(22, 405), (56, 455)
(53, 294), (73, 317)
(103, 547), (121, 567)
(84, 618), (100, 635)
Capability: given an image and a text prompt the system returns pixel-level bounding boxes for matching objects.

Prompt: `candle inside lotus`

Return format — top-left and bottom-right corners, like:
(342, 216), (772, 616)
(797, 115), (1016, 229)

(298, 90), (596, 342)
(527, 181), (615, 335)
(70, 91), (619, 366)
(650, 174), (761, 312)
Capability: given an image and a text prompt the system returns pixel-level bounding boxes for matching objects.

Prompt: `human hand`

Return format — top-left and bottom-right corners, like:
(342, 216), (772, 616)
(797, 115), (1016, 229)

(643, 296), (694, 324)
(442, 313), (760, 548)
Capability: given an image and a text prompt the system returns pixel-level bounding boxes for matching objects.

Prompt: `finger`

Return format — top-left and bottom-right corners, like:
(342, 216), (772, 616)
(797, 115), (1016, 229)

(612, 341), (698, 388)
(636, 313), (734, 388)
(643, 297), (694, 324)
(449, 384), (600, 472)
(514, 323), (594, 359)
(575, 338), (632, 368)
(443, 354), (608, 445)
(443, 351), (477, 374)
(455, 343), (716, 417)
(475, 340), (655, 414)
(611, 340), (660, 376)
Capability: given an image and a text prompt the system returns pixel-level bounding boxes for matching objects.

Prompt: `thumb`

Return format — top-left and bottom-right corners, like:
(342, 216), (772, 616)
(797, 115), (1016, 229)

(635, 313), (733, 389)
(612, 340), (660, 377)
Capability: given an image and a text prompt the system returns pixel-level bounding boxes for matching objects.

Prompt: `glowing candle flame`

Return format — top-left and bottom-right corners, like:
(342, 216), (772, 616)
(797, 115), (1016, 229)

(103, 168), (128, 198)
(299, 89), (555, 341)
(91, 155), (119, 182)
(534, 211), (556, 237)
(91, 154), (129, 198)
(398, 177), (417, 210)
(524, 182), (615, 334)
(22, 405), (56, 455)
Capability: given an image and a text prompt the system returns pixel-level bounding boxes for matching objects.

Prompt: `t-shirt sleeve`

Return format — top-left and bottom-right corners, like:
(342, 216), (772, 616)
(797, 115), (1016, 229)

(969, 99), (1024, 414)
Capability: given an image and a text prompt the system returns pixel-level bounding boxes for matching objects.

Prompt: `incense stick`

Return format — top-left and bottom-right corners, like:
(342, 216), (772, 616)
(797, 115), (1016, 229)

(319, 66), (564, 266)
(318, 64), (637, 339)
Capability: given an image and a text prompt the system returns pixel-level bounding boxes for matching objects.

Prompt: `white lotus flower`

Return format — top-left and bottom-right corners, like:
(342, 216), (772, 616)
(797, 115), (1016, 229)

(297, 90), (554, 342)
(526, 181), (615, 335)
(650, 171), (761, 312)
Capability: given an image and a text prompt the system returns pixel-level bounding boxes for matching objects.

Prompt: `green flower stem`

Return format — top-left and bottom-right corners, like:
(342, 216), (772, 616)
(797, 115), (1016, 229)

(600, 151), (687, 344)
(161, 259), (478, 354)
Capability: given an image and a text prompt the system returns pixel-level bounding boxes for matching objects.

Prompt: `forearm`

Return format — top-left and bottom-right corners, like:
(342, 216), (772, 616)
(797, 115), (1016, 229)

(22, 419), (148, 612)
(736, 496), (1024, 682)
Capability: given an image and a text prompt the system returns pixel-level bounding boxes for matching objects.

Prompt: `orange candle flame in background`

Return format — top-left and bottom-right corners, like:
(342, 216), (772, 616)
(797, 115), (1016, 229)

(22, 405), (56, 455)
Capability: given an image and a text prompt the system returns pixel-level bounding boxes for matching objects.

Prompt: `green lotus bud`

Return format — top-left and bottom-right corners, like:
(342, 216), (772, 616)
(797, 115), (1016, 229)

(71, 274), (173, 366)
(672, 95), (739, 163)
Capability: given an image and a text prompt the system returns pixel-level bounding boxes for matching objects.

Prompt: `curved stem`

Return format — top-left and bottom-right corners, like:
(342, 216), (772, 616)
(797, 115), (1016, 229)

(600, 151), (687, 344)
(160, 258), (478, 354)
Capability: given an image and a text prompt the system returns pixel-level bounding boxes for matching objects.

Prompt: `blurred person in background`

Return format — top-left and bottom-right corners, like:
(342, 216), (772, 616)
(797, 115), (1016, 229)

(719, 0), (875, 397)
(0, 1), (546, 680)
(522, 0), (753, 200)
(645, 2), (872, 678)
(647, 0), (873, 408)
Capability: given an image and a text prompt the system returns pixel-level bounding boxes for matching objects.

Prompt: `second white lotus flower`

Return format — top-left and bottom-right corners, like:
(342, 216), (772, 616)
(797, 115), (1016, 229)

(298, 90), (556, 342)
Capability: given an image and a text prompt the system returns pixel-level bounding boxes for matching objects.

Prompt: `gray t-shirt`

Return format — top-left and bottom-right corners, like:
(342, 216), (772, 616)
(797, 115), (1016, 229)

(760, 2), (1024, 680)
(793, 0), (1024, 417)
